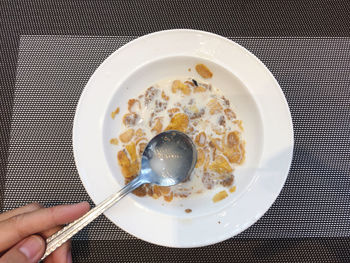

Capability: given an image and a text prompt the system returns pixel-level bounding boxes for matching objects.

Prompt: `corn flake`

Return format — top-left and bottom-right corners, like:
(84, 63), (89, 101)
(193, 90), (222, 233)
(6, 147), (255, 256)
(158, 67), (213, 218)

(109, 138), (119, 145)
(119, 129), (134, 143)
(128, 99), (141, 113)
(229, 186), (237, 193)
(138, 142), (147, 157)
(209, 155), (233, 174)
(126, 142), (137, 162)
(195, 64), (213, 79)
(165, 113), (189, 132)
(224, 108), (236, 120)
(117, 150), (138, 178)
(163, 191), (174, 202)
(212, 190), (228, 203)
(135, 128), (145, 138)
(111, 107), (120, 119)
(207, 99), (223, 115)
(161, 91), (169, 101)
(195, 132), (206, 147)
(151, 118), (163, 134)
(195, 148), (205, 168)
(172, 80), (191, 95)
(122, 113), (139, 126)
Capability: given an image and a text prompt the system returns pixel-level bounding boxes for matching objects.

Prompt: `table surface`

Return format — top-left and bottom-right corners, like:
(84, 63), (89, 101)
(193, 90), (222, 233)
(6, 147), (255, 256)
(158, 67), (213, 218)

(1, 1), (350, 262)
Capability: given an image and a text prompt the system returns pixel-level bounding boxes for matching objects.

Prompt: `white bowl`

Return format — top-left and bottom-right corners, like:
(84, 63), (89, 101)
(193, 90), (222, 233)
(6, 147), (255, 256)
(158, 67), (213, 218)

(73, 29), (294, 247)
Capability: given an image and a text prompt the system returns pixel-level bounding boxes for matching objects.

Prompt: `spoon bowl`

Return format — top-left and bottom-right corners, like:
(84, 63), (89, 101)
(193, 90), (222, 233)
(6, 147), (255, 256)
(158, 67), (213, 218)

(41, 130), (197, 259)
(140, 130), (197, 186)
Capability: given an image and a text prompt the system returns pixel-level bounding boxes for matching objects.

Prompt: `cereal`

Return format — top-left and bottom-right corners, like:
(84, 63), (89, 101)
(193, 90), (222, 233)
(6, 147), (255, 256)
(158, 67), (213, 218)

(233, 120), (244, 131)
(195, 132), (206, 147)
(229, 185), (236, 193)
(218, 115), (226, 126)
(138, 142), (147, 157)
(184, 80), (195, 87)
(221, 174), (234, 187)
(126, 142), (137, 162)
(222, 131), (245, 164)
(202, 171), (230, 190)
(207, 99), (223, 115)
(135, 128), (145, 138)
(194, 86), (207, 93)
(223, 143), (245, 164)
(154, 100), (167, 113)
(151, 118), (163, 134)
(227, 131), (240, 147)
(195, 148), (205, 168)
(122, 113), (139, 126)
(165, 113), (189, 132)
(119, 129), (134, 143)
(213, 126), (225, 135)
(112, 72), (245, 202)
(187, 126), (194, 134)
(209, 155), (233, 174)
(153, 185), (171, 196)
(195, 64), (213, 79)
(172, 80), (191, 95)
(117, 150), (137, 178)
(224, 108), (236, 120)
(132, 185), (148, 197)
(145, 86), (159, 105)
(161, 91), (169, 101)
(109, 138), (119, 145)
(167, 107), (180, 117)
(222, 96), (230, 106)
(128, 99), (141, 113)
(111, 107), (120, 119)
(209, 138), (223, 152)
(212, 190), (228, 203)
(163, 192), (174, 202)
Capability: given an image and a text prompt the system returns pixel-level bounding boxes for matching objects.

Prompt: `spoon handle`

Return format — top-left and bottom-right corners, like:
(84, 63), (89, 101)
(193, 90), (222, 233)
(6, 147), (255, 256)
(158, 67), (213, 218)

(41, 177), (145, 260)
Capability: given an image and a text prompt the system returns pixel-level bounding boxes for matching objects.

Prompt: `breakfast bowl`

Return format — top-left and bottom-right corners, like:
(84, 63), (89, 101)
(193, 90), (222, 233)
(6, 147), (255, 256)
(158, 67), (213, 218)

(73, 29), (294, 247)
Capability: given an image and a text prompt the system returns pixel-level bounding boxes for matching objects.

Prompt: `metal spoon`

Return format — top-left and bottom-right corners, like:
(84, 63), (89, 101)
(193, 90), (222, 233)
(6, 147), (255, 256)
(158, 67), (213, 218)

(41, 130), (197, 259)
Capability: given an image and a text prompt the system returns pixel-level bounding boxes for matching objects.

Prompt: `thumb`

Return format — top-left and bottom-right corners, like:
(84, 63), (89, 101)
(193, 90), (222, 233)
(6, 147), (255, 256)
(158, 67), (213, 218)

(0, 235), (45, 263)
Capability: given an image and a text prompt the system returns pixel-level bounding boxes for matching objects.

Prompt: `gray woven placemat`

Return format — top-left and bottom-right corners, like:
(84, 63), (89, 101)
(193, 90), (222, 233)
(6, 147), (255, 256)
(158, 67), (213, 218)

(5, 35), (350, 241)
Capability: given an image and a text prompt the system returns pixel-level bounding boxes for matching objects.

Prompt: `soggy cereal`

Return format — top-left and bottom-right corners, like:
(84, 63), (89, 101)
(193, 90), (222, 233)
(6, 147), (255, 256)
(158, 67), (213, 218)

(111, 107), (120, 119)
(195, 64), (213, 79)
(111, 73), (245, 203)
(229, 185), (237, 193)
(109, 138), (119, 145)
(213, 190), (228, 203)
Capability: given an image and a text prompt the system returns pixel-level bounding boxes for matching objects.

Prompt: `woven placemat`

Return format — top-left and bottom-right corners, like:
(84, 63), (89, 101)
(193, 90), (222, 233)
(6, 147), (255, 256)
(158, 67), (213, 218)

(4, 36), (350, 242)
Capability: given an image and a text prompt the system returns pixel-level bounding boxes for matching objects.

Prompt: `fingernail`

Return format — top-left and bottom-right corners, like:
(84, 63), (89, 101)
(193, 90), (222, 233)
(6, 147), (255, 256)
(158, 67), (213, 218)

(19, 235), (44, 260)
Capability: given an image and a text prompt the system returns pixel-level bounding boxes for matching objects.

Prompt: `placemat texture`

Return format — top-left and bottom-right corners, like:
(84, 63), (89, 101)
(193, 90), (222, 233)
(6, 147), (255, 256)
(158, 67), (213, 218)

(4, 36), (350, 241)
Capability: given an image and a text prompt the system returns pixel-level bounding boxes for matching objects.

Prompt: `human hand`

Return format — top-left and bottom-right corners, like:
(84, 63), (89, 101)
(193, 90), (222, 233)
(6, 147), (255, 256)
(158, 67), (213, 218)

(0, 202), (90, 263)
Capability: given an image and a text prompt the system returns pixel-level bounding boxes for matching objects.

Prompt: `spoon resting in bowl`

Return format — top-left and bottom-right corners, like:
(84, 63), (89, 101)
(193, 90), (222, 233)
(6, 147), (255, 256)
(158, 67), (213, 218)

(41, 130), (197, 259)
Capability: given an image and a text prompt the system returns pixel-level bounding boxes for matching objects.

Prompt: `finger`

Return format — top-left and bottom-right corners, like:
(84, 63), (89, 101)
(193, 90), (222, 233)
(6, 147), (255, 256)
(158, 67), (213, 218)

(44, 240), (71, 263)
(0, 203), (43, 222)
(42, 226), (71, 263)
(0, 202), (90, 252)
(0, 205), (70, 262)
(0, 235), (45, 263)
